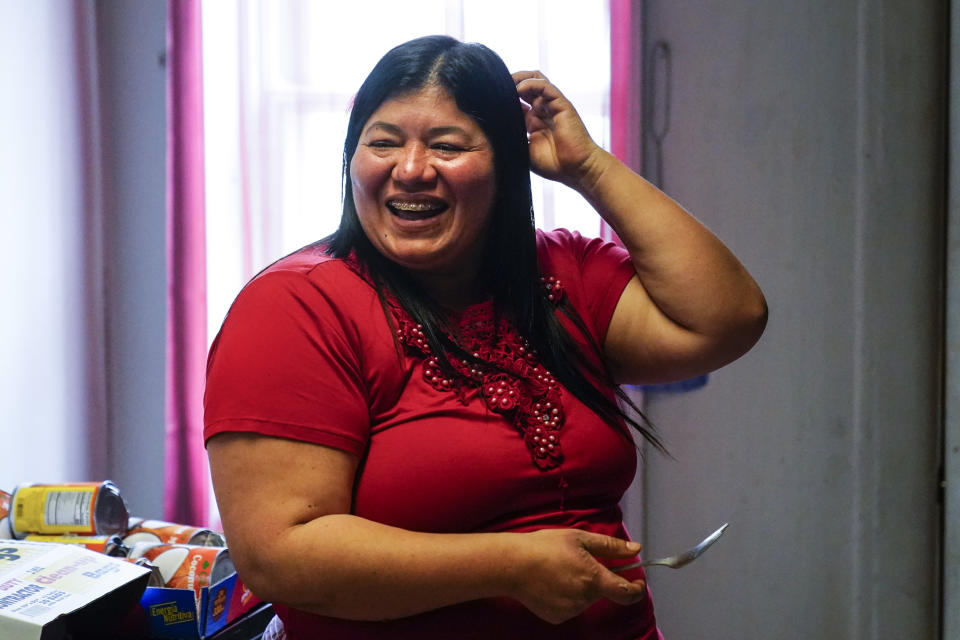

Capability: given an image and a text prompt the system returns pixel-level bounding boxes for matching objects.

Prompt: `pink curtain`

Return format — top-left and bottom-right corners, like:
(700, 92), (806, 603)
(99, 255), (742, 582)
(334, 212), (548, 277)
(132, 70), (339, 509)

(165, 0), (209, 526)
(605, 0), (642, 244)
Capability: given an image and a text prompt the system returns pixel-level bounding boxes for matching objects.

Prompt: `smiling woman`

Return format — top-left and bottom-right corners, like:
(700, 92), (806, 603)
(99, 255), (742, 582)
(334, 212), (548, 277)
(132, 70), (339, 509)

(203, 34), (765, 639)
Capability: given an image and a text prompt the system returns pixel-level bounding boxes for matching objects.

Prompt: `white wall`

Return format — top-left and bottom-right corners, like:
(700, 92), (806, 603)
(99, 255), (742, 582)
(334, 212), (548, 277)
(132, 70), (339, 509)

(624, 1), (944, 637)
(0, 0), (168, 520)
(0, 2), (103, 488)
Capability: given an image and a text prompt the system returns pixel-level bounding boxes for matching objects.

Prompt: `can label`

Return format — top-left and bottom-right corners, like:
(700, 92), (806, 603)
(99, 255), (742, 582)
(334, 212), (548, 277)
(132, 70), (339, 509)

(124, 519), (226, 546)
(12, 484), (100, 535)
(139, 544), (231, 602)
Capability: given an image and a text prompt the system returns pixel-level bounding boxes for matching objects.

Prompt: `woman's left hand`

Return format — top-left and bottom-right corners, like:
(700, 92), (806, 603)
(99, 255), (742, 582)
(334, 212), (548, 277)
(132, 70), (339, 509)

(513, 71), (604, 189)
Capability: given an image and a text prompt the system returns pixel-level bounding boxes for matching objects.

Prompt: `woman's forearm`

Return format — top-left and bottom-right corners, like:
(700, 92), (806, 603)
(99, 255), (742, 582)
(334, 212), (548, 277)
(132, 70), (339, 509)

(230, 513), (645, 623)
(239, 513), (516, 620)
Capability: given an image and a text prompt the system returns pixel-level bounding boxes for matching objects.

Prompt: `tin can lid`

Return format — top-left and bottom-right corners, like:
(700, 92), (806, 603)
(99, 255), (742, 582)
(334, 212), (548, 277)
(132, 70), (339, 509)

(94, 481), (130, 536)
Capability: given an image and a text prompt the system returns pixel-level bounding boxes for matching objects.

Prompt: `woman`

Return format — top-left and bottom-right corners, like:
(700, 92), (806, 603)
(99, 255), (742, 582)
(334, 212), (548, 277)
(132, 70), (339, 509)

(204, 35), (766, 639)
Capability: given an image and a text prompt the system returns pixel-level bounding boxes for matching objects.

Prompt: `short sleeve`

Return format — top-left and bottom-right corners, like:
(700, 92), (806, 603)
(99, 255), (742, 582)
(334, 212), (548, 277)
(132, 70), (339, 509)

(536, 228), (635, 346)
(203, 268), (371, 456)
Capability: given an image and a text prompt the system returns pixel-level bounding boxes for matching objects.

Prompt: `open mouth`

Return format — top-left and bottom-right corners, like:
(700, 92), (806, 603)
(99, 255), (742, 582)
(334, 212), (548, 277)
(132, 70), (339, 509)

(386, 199), (449, 220)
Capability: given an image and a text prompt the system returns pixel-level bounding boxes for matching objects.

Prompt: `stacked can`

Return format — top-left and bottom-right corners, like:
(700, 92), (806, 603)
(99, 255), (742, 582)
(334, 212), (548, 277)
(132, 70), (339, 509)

(128, 542), (234, 601)
(124, 518), (226, 547)
(5, 481), (235, 597)
(9, 481), (129, 538)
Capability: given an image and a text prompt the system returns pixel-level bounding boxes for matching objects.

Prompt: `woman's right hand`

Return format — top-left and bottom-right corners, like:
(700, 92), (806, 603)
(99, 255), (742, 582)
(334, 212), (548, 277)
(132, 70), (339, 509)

(505, 528), (647, 624)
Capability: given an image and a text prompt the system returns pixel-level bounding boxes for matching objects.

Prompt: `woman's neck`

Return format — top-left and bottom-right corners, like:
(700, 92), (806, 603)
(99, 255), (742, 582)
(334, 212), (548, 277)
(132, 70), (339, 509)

(409, 268), (486, 312)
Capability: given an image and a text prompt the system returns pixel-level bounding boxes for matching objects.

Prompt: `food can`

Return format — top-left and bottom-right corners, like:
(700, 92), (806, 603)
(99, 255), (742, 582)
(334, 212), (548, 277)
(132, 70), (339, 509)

(123, 518), (226, 547)
(0, 490), (11, 539)
(10, 481), (129, 538)
(129, 543), (235, 601)
(23, 533), (129, 557)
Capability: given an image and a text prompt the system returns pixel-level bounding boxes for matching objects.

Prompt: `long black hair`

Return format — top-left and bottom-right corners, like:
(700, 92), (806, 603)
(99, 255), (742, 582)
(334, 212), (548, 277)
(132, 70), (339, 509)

(325, 35), (664, 453)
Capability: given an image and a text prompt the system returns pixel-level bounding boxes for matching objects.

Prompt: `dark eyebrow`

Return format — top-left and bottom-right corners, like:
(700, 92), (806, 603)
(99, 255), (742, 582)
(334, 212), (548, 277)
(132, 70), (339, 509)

(363, 122), (474, 138)
(364, 122), (403, 136)
(426, 125), (472, 137)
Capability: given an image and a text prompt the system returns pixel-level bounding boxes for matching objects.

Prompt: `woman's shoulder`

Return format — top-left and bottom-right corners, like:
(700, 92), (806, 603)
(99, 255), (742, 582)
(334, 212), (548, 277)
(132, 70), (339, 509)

(226, 243), (380, 330)
(246, 243), (373, 296)
(255, 242), (362, 282)
(535, 226), (585, 252)
(535, 227), (635, 340)
(535, 227), (630, 268)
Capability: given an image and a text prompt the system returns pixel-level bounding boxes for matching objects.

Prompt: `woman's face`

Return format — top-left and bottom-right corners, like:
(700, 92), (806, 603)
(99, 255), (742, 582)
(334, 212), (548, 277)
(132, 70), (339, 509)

(350, 86), (496, 282)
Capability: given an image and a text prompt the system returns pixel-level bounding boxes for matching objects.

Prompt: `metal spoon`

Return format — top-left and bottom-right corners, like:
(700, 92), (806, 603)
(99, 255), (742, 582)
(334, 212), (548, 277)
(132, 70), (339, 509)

(614, 523), (729, 572)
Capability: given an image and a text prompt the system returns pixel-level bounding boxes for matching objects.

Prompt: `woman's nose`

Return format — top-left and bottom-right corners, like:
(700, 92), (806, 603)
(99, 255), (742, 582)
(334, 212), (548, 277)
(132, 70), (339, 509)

(393, 144), (436, 185)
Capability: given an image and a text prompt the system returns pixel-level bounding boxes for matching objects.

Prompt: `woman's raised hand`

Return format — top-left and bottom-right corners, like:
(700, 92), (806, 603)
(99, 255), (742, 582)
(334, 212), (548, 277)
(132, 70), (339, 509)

(505, 528), (647, 624)
(512, 71), (607, 190)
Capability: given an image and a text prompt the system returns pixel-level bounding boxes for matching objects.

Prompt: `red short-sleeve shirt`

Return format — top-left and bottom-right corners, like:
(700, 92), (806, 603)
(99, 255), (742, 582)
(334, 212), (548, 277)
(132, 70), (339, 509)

(203, 229), (661, 639)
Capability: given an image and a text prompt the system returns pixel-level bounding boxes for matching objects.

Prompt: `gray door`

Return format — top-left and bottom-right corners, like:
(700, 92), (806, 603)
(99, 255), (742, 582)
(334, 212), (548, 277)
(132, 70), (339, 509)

(622, 1), (945, 637)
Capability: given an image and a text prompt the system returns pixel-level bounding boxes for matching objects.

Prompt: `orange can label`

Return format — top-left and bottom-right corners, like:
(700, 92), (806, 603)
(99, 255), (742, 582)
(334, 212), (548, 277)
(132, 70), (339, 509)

(127, 519), (215, 544)
(142, 544), (226, 602)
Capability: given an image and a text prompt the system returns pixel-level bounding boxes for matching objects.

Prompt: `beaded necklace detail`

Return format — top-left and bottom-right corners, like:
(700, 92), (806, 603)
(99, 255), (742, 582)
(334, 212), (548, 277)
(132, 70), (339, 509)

(390, 278), (567, 471)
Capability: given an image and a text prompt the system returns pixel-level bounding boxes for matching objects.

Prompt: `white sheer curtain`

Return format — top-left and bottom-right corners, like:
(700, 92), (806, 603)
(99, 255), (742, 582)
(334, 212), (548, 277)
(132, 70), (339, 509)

(202, 0), (612, 342)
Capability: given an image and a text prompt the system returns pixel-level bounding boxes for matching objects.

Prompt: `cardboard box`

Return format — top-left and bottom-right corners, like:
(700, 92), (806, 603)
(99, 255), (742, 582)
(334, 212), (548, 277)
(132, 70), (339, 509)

(0, 539), (151, 640)
(138, 570), (260, 639)
(0, 539), (261, 639)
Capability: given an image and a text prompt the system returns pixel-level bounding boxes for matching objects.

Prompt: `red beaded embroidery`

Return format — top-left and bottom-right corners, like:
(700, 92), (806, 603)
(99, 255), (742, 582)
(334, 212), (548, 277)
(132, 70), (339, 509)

(389, 287), (567, 471)
(541, 275), (565, 303)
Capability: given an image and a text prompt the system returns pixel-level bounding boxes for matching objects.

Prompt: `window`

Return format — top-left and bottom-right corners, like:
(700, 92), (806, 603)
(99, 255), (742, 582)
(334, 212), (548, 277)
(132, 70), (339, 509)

(203, 0), (612, 339)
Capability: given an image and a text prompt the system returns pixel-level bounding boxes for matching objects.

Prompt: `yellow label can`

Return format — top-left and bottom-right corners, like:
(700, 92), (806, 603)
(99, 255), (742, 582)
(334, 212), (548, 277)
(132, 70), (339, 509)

(10, 482), (129, 538)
